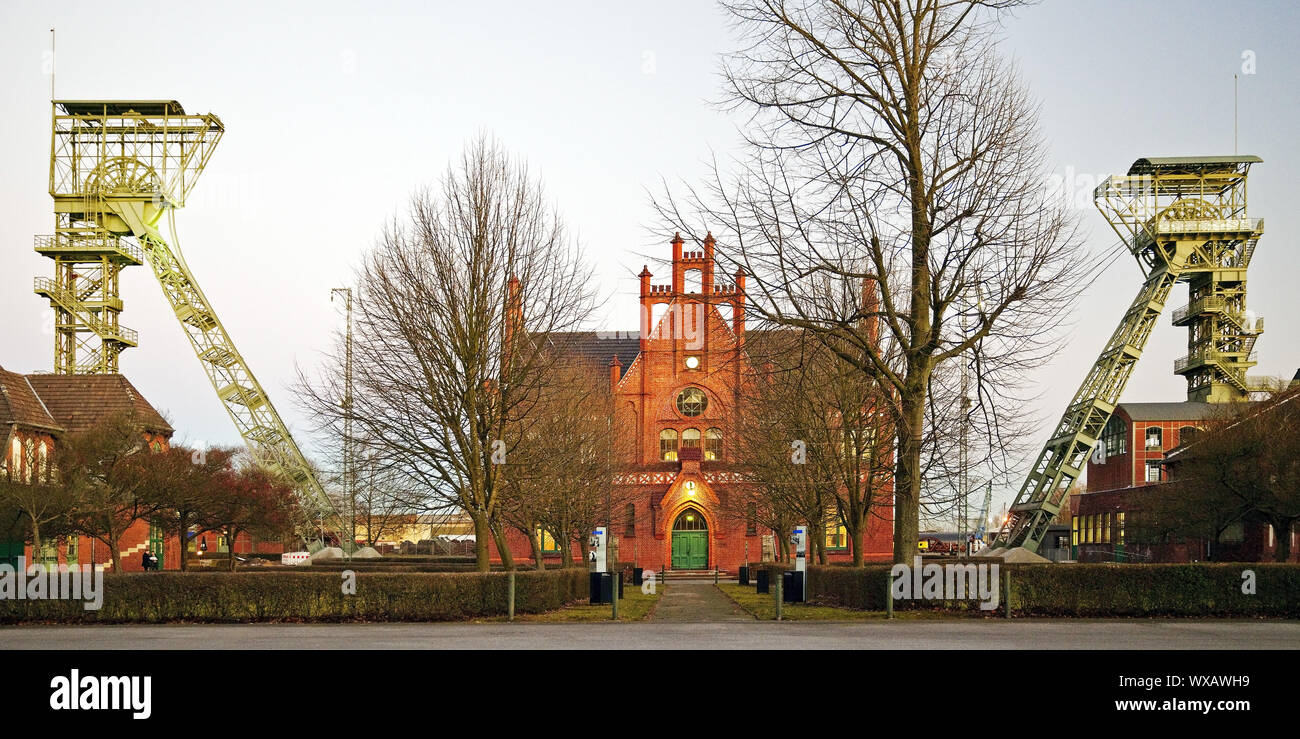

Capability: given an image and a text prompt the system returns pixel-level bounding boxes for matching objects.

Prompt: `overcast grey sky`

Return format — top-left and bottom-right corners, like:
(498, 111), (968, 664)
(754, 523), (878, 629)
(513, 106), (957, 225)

(2, 1), (1298, 512)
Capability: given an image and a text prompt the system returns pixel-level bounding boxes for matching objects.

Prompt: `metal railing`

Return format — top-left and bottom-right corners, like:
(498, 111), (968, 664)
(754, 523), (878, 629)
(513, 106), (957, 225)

(33, 233), (145, 264)
(33, 277), (139, 345)
(1174, 349), (1258, 374)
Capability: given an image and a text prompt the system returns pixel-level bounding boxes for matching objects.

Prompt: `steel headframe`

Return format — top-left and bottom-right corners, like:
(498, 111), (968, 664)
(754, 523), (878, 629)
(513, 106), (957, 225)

(992, 156), (1264, 553)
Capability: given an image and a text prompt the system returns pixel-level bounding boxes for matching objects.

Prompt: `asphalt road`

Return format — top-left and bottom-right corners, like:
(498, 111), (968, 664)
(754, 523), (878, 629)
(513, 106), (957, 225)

(2, 619), (1297, 650)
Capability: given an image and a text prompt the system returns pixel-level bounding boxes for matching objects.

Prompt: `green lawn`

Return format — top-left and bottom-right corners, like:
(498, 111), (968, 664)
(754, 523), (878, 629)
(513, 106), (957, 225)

(512, 587), (661, 622)
(717, 583), (957, 621)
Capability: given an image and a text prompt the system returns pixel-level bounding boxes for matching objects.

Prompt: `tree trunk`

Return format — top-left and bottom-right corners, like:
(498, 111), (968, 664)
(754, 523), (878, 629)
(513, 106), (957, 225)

(106, 532), (122, 572)
(528, 529), (544, 571)
(811, 520), (826, 565)
(469, 510), (492, 572)
(177, 516), (189, 572)
(29, 519), (41, 567)
(893, 379), (927, 564)
(490, 518), (515, 571)
(851, 517), (865, 567)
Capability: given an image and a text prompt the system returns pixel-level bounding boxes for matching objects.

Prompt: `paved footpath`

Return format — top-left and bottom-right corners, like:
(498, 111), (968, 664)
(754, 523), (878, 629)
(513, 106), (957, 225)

(652, 581), (753, 622)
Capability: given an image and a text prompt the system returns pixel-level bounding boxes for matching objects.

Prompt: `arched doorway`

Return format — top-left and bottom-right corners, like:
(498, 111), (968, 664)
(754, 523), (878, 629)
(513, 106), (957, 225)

(671, 508), (708, 569)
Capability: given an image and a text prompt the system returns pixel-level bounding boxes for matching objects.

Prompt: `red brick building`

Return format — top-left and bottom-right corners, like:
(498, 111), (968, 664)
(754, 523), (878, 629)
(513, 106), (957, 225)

(499, 233), (894, 571)
(1072, 400), (1298, 562)
(0, 366), (277, 571)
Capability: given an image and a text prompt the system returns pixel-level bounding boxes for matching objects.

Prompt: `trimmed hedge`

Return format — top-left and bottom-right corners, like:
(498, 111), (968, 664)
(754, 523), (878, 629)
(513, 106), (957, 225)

(0, 569), (588, 624)
(805, 563), (1300, 617)
(303, 561), (516, 573)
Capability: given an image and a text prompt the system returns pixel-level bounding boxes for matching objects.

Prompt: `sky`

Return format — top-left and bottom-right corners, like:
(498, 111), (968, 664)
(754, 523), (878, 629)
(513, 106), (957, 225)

(2, 0), (1298, 514)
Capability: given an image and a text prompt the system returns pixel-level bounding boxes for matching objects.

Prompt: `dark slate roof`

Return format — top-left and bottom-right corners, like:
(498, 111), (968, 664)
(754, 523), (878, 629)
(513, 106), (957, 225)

(1117, 401), (1224, 422)
(548, 331), (642, 380)
(0, 366), (61, 433)
(24, 373), (173, 436)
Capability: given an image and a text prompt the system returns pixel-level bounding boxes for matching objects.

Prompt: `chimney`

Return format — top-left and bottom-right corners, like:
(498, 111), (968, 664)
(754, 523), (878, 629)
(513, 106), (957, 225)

(733, 267), (747, 346)
(702, 231), (716, 295)
(503, 275), (523, 363)
(862, 276), (880, 347)
(639, 265), (653, 351)
(671, 232), (684, 294)
(609, 355), (623, 389)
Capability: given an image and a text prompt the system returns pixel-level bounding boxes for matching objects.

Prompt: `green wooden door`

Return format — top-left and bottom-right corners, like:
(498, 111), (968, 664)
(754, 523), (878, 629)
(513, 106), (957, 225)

(149, 520), (165, 570)
(672, 531), (708, 569)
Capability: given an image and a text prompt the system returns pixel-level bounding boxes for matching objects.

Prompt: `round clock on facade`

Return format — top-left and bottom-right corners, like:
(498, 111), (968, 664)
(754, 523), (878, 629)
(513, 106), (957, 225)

(684, 355), (700, 370)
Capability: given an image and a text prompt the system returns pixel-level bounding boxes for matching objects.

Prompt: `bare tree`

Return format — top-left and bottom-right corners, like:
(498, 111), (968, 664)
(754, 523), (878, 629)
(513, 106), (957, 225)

(350, 453), (415, 549)
(59, 413), (167, 572)
(739, 328), (894, 565)
(653, 0), (1089, 562)
(0, 445), (74, 563)
(1156, 393), (1300, 562)
(497, 355), (626, 569)
(297, 135), (598, 571)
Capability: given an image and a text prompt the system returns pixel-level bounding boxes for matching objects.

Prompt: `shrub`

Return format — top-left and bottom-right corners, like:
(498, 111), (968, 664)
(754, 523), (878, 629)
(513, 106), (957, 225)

(805, 563), (1300, 617)
(0, 568), (588, 624)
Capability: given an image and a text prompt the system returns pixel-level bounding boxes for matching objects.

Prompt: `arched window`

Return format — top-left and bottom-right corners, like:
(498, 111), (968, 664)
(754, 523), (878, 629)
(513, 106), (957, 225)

(1178, 426), (1198, 446)
(37, 442), (48, 484)
(681, 428), (701, 450)
(1100, 415), (1127, 457)
(659, 429), (679, 462)
(8, 437), (20, 480)
(624, 504), (636, 537)
(704, 428), (723, 460)
(23, 438), (34, 484)
(672, 508), (708, 531)
(536, 528), (561, 554)
(650, 303), (670, 338)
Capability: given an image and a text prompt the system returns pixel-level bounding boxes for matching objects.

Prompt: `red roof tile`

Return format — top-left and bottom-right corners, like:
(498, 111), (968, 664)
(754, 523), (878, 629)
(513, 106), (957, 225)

(23, 373), (173, 436)
(0, 366), (62, 433)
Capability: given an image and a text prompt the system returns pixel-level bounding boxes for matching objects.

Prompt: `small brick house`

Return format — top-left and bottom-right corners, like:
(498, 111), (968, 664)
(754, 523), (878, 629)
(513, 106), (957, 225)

(0, 365), (278, 571)
(497, 233), (894, 572)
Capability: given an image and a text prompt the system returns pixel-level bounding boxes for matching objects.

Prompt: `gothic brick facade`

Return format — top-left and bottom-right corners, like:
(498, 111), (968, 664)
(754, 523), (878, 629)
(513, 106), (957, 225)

(499, 234), (894, 572)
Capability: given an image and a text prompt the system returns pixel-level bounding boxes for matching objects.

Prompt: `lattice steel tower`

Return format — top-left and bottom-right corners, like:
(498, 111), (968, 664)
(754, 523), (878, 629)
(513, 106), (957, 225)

(37, 100), (340, 540)
(1102, 158), (1266, 402)
(993, 156), (1265, 553)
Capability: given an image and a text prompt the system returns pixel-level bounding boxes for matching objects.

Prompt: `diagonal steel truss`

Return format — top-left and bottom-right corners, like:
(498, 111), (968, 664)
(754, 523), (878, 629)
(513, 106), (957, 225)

(37, 101), (341, 542)
(993, 156), (1264, 552)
